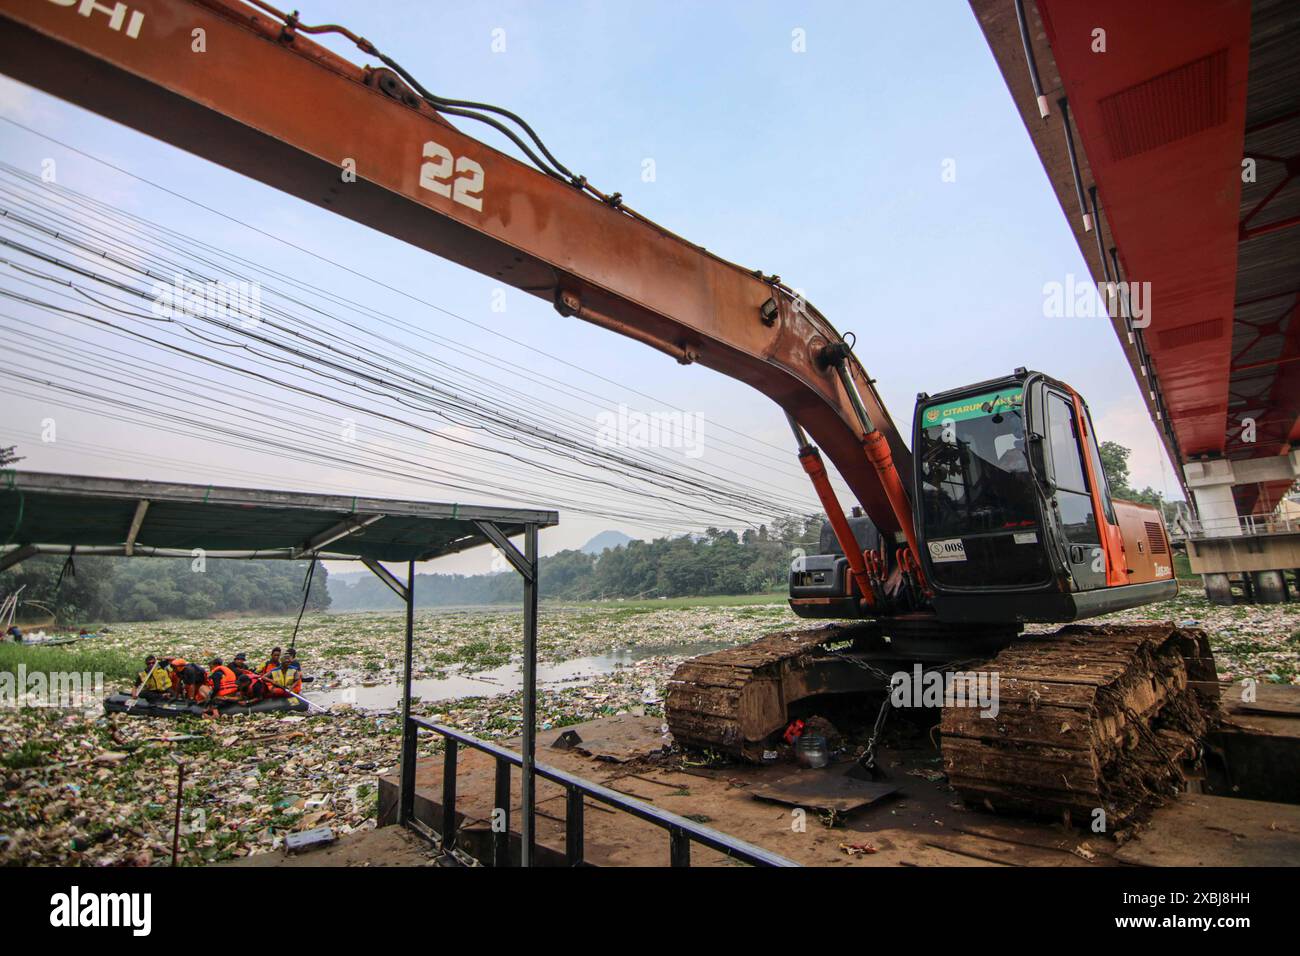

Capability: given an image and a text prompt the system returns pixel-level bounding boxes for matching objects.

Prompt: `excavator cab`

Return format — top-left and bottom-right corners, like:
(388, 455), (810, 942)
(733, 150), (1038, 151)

(789, 369), (1177, 624)
(914, 374), (1047, 592)
(913, 369), (1177, 623)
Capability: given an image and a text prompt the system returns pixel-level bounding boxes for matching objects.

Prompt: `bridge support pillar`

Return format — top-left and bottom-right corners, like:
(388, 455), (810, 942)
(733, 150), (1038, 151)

(1183, 460), (1243, 537)
(1251, 570), (1287, 604)
(1202, 573), (1234, 606)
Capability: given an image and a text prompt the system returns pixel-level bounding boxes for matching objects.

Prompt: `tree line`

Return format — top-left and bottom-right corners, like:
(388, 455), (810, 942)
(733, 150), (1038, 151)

(328, 516), (824, 611)
(0, 556), (330, 625)
(1097, 441), (1177, 517)
(1, 519), (820, 622)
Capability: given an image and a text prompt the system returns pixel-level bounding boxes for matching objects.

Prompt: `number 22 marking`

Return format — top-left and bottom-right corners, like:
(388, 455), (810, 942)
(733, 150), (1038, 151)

(420, 140), (484, 211)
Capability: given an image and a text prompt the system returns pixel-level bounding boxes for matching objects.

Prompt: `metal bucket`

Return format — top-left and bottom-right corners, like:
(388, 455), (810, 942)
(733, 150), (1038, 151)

(795, 733), (829, 769)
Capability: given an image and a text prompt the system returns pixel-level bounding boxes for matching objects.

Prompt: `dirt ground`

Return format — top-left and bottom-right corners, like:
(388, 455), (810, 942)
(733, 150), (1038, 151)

(223, 824), (441, 867)
(382, 708), (1300, 868)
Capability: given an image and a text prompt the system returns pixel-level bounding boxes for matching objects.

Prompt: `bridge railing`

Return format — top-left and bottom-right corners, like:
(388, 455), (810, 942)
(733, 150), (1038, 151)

(1183, 512), (1300, 538)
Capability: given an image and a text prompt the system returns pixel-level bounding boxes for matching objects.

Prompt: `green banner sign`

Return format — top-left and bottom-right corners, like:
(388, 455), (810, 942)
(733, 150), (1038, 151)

(922, 389), (1023, 427)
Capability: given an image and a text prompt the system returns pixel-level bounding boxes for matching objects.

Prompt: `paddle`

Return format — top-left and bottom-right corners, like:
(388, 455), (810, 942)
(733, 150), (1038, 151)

(124, 658), (165, 710)
(224, 667), (327, 713)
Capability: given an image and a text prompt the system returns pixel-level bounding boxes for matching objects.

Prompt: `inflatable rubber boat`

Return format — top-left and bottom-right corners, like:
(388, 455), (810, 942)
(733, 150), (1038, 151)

(103, 693), (310, 717)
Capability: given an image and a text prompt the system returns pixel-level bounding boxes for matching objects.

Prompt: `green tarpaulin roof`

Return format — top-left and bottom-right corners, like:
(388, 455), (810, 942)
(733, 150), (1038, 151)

(0, 471), (557, 567)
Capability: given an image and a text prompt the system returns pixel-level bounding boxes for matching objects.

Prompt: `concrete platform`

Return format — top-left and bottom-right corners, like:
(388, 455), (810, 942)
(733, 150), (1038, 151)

(375, 692), (1300, 867)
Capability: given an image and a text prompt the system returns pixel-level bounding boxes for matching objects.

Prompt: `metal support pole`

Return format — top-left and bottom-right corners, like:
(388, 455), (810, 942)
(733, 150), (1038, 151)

(442, 739), (458, 852)
(521, 522), (539, 867)
(669, 826), (690, 867)
(171, 758), (185, 867)
(565, 785), (584, 866)
(0, 543), (39, 574)
(493, 758), (511, 867)
(399, 560), (416, 826)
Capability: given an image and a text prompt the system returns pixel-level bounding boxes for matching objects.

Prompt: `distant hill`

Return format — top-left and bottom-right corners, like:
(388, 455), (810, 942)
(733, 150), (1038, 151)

(581, 530), (635, 555)
(327, 570), (370, 584)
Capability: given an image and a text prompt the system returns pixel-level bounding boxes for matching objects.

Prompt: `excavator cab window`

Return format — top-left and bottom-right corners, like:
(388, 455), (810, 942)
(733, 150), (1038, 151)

(1042, 390), (1107, 590)
(916, 387), (1052, 589)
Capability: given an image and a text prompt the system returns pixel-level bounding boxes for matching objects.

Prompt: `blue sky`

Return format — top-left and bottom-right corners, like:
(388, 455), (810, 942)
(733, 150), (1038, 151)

(0, 0), (1178, 572)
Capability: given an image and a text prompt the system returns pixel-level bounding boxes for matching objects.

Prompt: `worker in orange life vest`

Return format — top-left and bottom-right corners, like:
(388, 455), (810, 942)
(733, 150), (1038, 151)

(207, 658), (240, 701)
(231, 653), (262, 699)
(170, 658), (208, 702)
(260, 647), (282, 676)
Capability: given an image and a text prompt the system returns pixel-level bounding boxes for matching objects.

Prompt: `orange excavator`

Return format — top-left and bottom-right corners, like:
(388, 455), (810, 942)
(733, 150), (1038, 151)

(0, 0), (1219, 822)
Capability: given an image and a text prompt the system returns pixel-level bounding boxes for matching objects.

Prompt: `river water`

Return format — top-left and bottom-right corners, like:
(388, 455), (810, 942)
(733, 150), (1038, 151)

(306, 640), (733, 711)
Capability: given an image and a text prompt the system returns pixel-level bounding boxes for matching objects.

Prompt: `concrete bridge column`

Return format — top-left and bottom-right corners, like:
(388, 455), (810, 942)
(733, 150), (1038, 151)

(1184, 454), (1300, 604)
(1183, 460), (1242, 537)
(1202, 572), (1234, 606)
(1252, 570), (1287, 604)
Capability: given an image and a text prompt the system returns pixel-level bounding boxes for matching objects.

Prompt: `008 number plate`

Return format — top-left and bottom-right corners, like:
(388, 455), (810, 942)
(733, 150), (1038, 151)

(928, 538), (967, 563)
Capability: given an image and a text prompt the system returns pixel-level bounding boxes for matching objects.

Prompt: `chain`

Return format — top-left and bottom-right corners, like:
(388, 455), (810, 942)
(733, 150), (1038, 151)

(813, 644), (989, 772)
(860, 696), (893, 771)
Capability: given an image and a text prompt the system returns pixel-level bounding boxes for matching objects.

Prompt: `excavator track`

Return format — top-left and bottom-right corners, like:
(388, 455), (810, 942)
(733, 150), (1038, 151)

(666, 621), (1220, 824)
(665, 622), (873, 760)
(941, 622), (1220, 824)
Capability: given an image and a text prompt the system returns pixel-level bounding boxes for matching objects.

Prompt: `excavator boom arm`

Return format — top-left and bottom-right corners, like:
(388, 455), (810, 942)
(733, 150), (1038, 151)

(0, 0), (914, 536)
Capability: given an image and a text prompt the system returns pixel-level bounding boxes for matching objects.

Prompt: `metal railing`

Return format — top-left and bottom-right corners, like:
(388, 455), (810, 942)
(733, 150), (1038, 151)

(403, 716), (797, 867)
(1183, 512), (1300, 538)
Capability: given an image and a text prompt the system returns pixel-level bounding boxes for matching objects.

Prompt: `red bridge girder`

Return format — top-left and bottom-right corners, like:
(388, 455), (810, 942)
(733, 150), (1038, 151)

(973, 0), (1300, 514)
